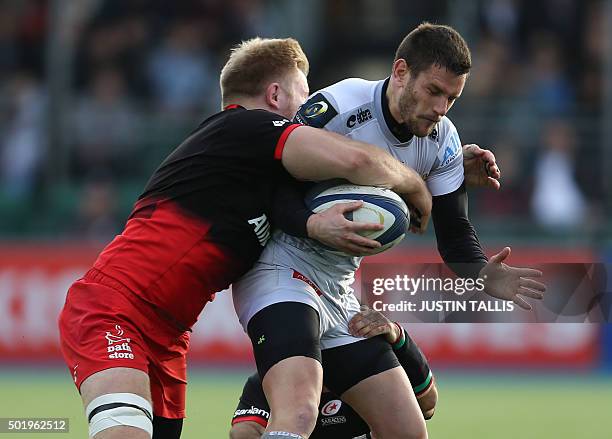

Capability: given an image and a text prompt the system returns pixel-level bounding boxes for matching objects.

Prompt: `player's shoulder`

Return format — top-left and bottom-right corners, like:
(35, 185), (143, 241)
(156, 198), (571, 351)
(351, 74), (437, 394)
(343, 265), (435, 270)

(295, 78), (379, 129)
(215, 108), (292, 135)
(433, 115), (462, 169)
(236, 108), (290, 124)
(320, 77), (379, 112)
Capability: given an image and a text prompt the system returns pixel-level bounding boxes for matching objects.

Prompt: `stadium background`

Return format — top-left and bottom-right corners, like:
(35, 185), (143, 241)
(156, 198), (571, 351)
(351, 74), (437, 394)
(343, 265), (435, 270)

(0, 0), (611, 437)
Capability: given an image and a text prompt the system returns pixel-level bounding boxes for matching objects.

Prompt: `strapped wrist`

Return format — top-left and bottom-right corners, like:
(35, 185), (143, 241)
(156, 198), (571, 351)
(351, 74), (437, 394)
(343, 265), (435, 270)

(391, 322), (406, 350)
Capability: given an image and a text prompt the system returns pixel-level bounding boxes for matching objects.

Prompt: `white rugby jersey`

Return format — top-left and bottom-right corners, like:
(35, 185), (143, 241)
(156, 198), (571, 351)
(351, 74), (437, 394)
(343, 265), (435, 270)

(256, 77), (466, 301)
(295, 77), (464, 196)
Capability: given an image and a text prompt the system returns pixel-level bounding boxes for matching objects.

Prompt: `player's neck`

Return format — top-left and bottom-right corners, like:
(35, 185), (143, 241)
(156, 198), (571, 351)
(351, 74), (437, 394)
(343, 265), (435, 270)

(226, 96), (278, 115)
(382, 79), (413, 142)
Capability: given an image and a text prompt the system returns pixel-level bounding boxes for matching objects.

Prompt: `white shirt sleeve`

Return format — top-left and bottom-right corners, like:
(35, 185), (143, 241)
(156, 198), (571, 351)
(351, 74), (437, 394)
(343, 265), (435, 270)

(426, 118), (464, 196)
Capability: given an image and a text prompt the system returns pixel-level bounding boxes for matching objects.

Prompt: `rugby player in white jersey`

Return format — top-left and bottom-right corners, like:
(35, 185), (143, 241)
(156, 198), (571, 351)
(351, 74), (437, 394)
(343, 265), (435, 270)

(232, 23), (545, 439)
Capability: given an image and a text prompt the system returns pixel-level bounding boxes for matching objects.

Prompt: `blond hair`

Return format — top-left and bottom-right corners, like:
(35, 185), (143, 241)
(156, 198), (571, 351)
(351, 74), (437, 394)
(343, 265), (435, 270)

(220, 37), (309, 106)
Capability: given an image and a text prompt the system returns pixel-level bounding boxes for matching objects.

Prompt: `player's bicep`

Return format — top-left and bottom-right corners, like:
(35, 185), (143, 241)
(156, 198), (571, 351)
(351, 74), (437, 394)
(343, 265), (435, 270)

(280, 126), (367, 181)
(232, 110), (300, 164)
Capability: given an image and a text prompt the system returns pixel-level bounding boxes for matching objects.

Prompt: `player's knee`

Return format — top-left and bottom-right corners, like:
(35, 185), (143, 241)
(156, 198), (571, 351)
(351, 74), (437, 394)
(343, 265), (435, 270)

(412, 428), (429, 439)
(86, 393), (153, 438)
(291, 400), (319, 434)
(372, 425), (427, 439)
(229, 421), (264, 439)
(371, 412), (428, 439)
(272, 399), (318, 435)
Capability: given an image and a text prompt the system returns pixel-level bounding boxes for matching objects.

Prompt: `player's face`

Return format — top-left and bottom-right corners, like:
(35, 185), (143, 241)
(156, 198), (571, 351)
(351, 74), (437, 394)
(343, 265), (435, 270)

(399, 64), (466, 137)
(278, 69), (310, 120)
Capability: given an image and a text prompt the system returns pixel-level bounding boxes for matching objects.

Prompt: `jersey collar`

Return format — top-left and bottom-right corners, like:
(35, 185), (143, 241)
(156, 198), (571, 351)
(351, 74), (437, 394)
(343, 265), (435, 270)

(224, 104), (244, 110)
(380, 78), (413, 143)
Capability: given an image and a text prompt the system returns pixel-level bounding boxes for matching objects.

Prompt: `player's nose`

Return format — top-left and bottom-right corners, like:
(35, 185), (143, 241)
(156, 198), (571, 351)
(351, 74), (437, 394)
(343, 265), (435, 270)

(432, 98), (448, 117)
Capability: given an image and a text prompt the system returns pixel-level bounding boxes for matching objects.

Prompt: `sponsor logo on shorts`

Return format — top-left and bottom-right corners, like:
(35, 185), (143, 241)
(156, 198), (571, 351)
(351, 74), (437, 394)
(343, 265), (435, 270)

(320, 415), (347, 426)
(105, 325), (135, 360)
(105, 324), (130, 345)
(233, 405), (270, 420)
(292, 271), (323, 296)
(321, 399), (342, 416)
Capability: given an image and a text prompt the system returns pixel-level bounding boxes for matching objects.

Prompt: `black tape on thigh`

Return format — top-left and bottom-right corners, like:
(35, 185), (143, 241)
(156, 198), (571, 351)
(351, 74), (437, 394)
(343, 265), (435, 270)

(247, 302), (322, 379)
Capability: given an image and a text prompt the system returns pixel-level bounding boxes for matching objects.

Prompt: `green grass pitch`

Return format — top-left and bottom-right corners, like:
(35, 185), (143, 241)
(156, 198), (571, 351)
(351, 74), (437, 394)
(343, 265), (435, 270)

(0, 369), (610, 438)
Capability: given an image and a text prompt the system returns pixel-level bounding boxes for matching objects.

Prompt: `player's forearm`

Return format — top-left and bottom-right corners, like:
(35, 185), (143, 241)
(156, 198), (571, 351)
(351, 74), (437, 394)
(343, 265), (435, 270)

(270, 180), (313, 238)
(342, 138), (426, 196)
(432, 183), (488, 279)
(281, 127), (423, 194)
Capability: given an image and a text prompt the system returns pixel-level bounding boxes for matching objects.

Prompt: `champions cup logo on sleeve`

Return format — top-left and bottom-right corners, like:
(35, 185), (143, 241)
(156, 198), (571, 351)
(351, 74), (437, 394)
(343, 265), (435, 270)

(105, 325), (134, 360)
(303, 101), (328, 118)
(295, 94), (338, 127)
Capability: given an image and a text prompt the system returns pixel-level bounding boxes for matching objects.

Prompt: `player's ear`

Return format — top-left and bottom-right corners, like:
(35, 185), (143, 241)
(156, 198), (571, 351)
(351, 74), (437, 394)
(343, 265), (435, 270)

(392, 59), (410, 86)
(265, 82), (281, 110)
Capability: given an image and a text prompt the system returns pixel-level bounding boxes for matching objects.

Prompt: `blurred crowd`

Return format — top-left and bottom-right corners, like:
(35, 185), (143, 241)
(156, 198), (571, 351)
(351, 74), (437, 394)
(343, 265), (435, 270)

(321, 0), (608, 236)
(0, 0), (608, 242)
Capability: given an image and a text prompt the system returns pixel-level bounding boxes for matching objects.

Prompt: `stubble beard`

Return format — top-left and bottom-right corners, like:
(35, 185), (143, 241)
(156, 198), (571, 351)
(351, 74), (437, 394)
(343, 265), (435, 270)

(398, 84), (435, 138)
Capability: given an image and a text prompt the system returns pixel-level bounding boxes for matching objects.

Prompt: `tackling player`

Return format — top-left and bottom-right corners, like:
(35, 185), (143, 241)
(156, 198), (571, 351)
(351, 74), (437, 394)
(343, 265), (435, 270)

(232, 23), (546, 439)
(57, 38), (433, 439)
(230, 307), (437, 439)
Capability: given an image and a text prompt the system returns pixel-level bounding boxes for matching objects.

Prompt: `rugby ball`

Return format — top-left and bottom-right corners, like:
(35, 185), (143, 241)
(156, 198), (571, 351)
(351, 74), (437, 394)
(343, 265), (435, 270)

(306, 183), (409, 255)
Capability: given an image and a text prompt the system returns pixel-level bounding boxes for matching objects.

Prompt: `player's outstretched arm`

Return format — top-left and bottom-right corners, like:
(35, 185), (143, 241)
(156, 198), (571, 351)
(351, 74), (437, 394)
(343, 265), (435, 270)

(479, 247), (547, 310)
(462, 144), (501, 190)
(282, 126), (432, 233)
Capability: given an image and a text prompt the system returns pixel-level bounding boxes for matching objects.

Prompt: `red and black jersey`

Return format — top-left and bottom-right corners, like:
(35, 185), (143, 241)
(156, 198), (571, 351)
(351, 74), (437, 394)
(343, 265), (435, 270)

(92, 106), (301, 329)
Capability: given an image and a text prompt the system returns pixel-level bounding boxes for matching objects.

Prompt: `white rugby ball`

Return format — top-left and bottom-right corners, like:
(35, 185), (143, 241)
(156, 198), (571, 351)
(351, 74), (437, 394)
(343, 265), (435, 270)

(306, 183), (409, 255)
